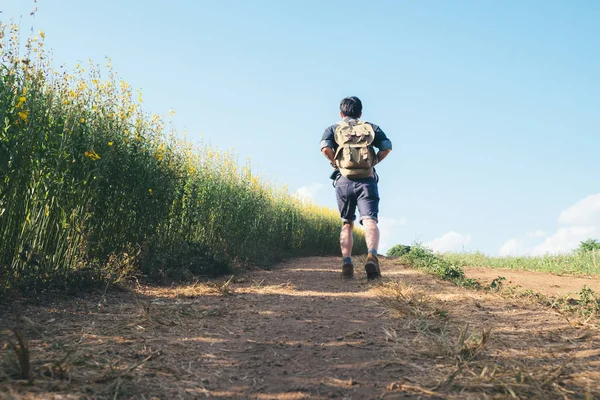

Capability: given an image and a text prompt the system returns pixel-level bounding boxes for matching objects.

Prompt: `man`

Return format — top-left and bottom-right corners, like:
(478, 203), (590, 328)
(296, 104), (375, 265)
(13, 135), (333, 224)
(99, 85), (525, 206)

(320, 96), (392, 279)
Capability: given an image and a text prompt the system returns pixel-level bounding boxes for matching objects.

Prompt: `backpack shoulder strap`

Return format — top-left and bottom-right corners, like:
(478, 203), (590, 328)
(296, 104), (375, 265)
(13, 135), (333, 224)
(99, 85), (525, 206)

(352, 120), (375, 144)
(334, 120), (350, 144)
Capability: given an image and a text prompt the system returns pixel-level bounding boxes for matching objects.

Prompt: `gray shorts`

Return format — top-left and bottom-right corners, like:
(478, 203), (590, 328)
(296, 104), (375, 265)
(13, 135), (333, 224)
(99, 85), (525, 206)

(334, 176), (379, 224)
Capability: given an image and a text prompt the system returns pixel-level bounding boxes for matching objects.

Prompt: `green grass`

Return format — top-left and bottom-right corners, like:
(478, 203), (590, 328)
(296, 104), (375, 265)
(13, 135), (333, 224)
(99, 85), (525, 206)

(0, 24), (366, 292)
(398, 245), (482, 288)
(442, 251), (600, 276)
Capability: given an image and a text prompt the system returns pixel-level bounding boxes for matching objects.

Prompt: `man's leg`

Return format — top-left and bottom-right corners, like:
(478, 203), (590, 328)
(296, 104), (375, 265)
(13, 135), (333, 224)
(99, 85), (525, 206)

(363, 218), (379, 253)
(340, 222), (354, 258)
(362, 218), (381, 279)
(356, 178), (381, 279)
(335, 177), (357, 278)
(340, 222), (355, 279)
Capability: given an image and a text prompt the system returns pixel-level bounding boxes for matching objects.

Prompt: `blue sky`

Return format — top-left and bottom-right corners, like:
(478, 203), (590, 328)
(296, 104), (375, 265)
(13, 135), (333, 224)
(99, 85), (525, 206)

(3, 0), (599, 255)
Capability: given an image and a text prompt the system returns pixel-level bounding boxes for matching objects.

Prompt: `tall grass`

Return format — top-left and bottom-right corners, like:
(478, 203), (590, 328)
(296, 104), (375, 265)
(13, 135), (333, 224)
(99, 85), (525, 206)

(0, 24), (366, 291)
(442, 251), (600, 276)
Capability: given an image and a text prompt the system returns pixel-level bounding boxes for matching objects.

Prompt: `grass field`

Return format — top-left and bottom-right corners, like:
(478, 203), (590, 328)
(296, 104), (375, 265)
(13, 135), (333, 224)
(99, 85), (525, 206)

(387, 242), (600, 277)
(0, 24), (365, 292)
(442, 251), (600, 276)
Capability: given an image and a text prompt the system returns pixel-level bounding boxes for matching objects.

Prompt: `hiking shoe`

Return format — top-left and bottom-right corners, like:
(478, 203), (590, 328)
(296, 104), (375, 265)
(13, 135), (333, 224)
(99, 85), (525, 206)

(365, 253), (381, 280)
(342, 263), (354, 279)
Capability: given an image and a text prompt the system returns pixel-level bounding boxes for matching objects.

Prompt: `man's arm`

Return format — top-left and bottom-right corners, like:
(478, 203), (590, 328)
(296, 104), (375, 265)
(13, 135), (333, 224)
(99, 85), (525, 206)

(320, 125), (338, 168)
(376, 149), (391, 164)
(370, 123), (392, 165)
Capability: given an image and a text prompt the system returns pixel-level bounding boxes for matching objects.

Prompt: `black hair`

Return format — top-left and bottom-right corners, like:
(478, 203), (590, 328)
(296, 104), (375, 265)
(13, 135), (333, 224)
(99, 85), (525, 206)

(339, 96), (362, 119)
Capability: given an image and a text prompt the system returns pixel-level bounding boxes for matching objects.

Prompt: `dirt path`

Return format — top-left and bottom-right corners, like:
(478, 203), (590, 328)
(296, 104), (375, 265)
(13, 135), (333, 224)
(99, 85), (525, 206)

(1, 257), (599, 399)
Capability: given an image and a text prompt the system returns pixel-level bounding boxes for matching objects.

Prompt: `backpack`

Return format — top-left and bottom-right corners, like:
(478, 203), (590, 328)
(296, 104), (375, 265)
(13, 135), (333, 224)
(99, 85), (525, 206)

(333, 119), (376, 179)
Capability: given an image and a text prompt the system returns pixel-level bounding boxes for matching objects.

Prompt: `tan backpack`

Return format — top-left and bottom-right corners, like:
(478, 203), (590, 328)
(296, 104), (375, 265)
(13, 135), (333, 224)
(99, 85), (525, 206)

(333, 119), (376, 179)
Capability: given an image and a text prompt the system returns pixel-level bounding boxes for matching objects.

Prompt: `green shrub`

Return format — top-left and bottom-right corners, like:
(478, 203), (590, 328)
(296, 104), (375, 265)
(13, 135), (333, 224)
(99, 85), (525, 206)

(400, 245), (465, 281)
(387, 244), (411, 257)
(578, 239), (600, 253)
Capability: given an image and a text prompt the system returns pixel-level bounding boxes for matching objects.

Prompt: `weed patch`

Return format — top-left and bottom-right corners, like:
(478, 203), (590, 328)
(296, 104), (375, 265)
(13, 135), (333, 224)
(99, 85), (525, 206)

(503, 285), (600, 327)
(376, 281), (447, 320)
(397, 245), (468, 282)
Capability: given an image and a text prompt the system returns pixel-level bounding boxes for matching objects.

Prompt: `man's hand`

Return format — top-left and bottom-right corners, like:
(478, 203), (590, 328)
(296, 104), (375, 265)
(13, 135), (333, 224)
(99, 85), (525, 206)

(321, 147), (335, 166)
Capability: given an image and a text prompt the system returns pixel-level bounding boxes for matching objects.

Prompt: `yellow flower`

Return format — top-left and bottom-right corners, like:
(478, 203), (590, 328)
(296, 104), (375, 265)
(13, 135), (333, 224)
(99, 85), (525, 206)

(148, 188), (153, 195)
(84, 150), (101, 160)
(108, 141), (113, 146)
(81, 117), (85, 123)
(16, 96), (26, 108)
(39, 30), (45, 39)
(18, 110), (29, 122)
(169, 109), (176, 117)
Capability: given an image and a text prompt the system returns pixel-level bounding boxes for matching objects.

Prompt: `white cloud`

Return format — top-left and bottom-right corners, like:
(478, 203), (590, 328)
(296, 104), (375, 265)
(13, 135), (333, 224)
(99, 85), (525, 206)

(499, 239), (522, 256)
(559, 193), (600, 225)
(499, 194), (600, 256)
(427, 231), (471, 253)
(526, 230), (546, 238)
(295, 183), (323, 202)
(531, 226), (597, 255)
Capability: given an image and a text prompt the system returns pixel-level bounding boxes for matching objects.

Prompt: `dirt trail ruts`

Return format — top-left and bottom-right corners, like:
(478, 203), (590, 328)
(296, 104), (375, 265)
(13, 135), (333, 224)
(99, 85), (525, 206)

(1, 257), (599, 399)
